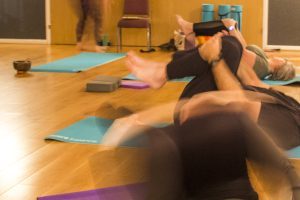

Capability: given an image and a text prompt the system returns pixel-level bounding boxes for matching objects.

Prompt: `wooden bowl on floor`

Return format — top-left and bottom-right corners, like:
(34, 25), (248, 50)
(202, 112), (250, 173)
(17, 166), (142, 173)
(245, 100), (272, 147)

(13, 60), (31, 74)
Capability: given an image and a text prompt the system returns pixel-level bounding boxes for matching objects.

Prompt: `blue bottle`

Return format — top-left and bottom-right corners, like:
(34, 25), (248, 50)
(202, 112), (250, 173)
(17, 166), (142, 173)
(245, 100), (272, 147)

(218, 5), (231, 19)
(202, 4), (214, 22)
(231, 5), (243, 31)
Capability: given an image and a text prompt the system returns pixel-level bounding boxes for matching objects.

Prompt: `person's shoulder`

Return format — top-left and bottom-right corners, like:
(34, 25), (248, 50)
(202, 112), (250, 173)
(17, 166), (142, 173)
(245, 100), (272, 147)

(246, 45), (268, 58)
(246, 44), (262, 51)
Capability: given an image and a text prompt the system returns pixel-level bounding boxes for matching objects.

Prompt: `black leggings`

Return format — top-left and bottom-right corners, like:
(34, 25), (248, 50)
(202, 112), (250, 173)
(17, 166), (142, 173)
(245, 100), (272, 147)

(167, 35), (243, 99)
(147, 111), (300, 200)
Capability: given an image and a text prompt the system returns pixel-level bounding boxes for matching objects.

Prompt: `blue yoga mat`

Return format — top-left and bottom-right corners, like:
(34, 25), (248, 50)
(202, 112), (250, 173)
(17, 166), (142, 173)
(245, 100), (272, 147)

(123, 74), (194, 83)
(46, 117), (300, 158)
(37, 183), (146, 200)
(262, 74), (300, 86)
(45, 117), (113, 144)
(287, 146), (300, 159)
(31, 52), (125, 73)
(124, 74), (300, 86)
(45, 116), (167, 146)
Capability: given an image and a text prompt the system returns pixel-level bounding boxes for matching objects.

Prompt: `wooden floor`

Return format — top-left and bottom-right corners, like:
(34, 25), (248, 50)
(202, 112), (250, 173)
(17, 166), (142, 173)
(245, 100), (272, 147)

(0, 44), (299, 200)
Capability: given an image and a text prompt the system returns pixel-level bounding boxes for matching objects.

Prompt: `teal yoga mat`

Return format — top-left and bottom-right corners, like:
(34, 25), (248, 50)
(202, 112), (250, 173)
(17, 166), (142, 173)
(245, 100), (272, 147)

(45, 117), (113, 144)
(124, 74), (300, 86)
(262, 74), (300, 86)
(123, 74), (194, 82)
(45, 116), (167, 146)
(287, 146), (300, 159)
(31, 52), (125, 73)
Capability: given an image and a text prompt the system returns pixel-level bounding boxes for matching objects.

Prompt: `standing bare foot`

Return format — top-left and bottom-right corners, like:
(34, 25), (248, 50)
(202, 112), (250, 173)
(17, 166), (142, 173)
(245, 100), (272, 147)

(95, 45), (107, 53)
(125, 51), (168, 89)
(76, 42), (83, 51)
(176, 15), (195, 47)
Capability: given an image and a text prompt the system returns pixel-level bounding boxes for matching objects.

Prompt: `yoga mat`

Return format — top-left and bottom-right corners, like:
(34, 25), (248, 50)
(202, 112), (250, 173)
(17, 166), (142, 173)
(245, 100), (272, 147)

(45, 117), (113, 144)
(123, 74), (194, 83)
(262, 74), (300, 86)
(45, 116), (168, 146)
(31, 52), (125, 73)
(37, 183), (146, 200)
(287, 146), (300, 158)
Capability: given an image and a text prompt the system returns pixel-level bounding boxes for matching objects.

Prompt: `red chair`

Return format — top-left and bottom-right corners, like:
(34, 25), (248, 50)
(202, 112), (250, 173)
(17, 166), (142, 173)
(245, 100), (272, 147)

(117, 0), (155, 52)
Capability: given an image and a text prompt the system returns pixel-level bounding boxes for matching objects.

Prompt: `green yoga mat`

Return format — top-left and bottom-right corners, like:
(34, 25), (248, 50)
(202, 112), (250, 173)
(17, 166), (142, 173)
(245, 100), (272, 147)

(262, 74), (300, 86)
(123, 74), (194, 82)
(31, 52), (125, 73)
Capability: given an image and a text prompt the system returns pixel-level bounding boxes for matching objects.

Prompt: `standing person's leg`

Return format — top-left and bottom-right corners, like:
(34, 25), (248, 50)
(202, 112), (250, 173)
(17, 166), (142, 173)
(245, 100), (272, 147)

(76, 0), (89, 46)
(89, 0), (103, 44)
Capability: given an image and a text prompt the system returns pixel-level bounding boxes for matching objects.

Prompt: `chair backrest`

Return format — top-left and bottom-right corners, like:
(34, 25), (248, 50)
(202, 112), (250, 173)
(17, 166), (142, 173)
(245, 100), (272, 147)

(123, 0), (149, 15)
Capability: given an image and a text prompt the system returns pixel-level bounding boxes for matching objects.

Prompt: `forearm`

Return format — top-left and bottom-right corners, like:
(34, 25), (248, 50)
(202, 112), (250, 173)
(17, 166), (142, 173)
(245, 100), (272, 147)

(228, 29), (247, 48)
(211, 59), (242, 90)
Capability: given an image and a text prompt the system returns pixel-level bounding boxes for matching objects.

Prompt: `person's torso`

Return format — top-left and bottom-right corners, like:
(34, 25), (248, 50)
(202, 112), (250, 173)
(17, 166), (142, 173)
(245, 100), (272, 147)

(246, 45), (270, 79)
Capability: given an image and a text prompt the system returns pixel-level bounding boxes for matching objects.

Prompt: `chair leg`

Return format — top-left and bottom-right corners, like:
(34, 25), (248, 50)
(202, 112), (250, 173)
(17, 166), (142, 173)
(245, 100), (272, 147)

(117, 27), (122, 52)
(147, 26), (151, 50)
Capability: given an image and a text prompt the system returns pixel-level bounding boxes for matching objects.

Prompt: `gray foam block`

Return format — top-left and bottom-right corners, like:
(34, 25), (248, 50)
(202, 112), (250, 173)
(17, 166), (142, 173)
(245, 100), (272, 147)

(94, 76), (121, 86)
(86, 76), (121, 92)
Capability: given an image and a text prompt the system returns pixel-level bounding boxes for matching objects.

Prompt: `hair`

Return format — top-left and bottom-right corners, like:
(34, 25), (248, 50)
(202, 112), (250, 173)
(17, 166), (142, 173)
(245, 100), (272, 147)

(270, 61), (296, 81)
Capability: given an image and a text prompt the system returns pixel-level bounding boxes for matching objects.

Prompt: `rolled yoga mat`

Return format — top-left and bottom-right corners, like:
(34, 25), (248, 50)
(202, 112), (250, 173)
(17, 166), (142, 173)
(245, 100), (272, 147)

(37, 183), (146, 200)
(31, 52), (125, 73)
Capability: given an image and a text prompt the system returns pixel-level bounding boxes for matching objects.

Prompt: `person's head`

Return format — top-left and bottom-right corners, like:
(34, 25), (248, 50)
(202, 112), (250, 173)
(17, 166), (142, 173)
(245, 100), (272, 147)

(268, 57), (296, 81)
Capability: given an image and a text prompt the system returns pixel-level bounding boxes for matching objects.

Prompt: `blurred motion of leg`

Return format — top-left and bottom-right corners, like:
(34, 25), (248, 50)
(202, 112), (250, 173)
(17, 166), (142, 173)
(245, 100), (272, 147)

(147, 126), (184, 200)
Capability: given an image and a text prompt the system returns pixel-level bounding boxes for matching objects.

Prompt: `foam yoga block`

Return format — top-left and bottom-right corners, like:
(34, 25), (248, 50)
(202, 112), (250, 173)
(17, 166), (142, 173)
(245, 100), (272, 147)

(86, 75), (121, 92)
(218, 5), (231, 19)
(231, 5), (243, 30)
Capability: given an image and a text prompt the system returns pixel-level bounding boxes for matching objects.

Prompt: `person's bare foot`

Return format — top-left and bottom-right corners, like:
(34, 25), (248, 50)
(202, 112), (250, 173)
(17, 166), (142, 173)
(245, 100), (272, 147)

(76, 42), (83, 50)
(95, 45), (107, 53)
(176, 15), (195, 47)
(125, 51), (167, 89)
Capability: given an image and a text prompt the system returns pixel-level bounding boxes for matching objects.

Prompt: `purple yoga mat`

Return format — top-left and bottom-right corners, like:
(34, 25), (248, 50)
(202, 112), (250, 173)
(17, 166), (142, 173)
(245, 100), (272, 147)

(37, 183), (146, 200)
(120, 80), (150, 89)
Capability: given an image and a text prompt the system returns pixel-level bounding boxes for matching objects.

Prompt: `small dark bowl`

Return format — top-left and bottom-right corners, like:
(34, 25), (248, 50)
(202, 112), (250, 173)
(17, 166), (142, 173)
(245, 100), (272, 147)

(13, 60), (31, 73)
